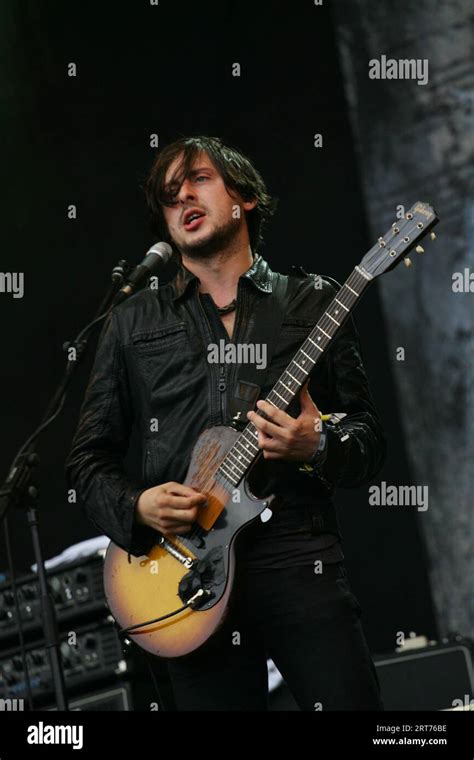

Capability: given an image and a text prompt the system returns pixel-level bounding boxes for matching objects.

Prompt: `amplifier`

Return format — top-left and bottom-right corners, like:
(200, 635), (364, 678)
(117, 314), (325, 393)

(47, 684), (133, 711)
(374, 638), (474, 711)
(0, 553), (107, 644)
(0, 618), (126, 706)
(44, 650), (177, 711)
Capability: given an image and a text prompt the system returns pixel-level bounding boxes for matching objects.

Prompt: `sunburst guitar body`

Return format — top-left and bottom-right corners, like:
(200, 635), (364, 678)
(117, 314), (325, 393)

(104, 425), (274, 658)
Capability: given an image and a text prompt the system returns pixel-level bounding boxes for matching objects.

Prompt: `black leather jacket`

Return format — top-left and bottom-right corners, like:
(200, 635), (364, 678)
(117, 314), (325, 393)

(65, 254), (386, 557)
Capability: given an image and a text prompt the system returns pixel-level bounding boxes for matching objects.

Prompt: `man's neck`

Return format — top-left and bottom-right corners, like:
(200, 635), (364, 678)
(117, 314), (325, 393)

(181, 246), (254, 305)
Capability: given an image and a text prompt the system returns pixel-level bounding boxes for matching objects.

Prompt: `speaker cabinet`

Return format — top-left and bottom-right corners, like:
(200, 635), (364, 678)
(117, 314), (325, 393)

(374, 640), (474, 711)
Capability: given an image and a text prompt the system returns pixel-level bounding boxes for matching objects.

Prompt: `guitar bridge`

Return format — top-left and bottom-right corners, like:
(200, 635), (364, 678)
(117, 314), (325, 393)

(158, 535), (195, 568)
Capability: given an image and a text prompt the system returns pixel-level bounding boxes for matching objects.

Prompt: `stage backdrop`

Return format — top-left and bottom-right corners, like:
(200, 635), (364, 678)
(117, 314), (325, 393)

(333, 0), (474, 640)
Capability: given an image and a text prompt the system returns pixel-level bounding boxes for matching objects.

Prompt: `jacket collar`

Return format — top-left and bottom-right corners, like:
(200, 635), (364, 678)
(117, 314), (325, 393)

(170, 252), (273, 301)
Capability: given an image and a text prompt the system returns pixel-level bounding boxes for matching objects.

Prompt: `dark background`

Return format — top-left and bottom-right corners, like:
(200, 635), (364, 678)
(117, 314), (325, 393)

(0, 0), (437, 654)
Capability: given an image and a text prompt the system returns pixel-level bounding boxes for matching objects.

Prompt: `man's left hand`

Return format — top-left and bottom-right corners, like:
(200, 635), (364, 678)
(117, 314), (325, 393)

(246, 381), (322, 461)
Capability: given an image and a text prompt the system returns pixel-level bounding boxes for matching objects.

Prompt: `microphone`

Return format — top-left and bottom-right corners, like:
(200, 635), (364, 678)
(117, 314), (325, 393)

(112, 242), (173, 305)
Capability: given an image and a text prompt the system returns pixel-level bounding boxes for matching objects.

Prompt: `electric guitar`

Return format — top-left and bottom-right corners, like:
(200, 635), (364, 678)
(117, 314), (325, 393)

(103, 202), (438, 658)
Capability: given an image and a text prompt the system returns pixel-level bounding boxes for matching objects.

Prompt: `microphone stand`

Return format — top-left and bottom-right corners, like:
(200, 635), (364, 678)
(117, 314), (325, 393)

(0, 259), (130, 712)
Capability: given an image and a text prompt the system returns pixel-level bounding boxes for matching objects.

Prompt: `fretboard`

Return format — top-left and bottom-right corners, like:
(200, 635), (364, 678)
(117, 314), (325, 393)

(215, 266), (372, 488)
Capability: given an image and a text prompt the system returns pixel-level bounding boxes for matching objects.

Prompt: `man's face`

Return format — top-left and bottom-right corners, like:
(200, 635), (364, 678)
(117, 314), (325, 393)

(161, 151), (256, 259)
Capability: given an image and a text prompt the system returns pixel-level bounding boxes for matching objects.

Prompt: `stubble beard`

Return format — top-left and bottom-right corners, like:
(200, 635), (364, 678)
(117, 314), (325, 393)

(174, 214), (241, 261)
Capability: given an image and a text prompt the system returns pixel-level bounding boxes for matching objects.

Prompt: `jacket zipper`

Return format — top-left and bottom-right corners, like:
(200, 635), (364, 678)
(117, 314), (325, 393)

(218, 364), (226, 423)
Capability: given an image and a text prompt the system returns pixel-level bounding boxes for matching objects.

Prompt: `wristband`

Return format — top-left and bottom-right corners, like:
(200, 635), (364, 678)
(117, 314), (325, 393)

(299, 421), (328, 475)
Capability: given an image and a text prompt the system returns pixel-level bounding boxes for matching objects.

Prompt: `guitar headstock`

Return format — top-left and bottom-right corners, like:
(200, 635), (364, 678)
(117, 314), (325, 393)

(360, 202), (439, 279)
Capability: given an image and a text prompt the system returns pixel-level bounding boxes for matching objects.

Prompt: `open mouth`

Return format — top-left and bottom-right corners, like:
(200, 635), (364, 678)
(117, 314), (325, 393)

(183, 209), (206, 231)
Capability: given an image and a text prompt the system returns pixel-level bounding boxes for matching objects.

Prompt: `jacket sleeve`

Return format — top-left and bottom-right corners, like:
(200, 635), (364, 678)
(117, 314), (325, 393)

(65, 309), (156, 557)
(310, 279), (387, 488)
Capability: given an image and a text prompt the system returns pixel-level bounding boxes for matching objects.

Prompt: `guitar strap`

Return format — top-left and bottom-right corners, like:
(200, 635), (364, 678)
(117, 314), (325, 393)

(227, 270), (289, 426)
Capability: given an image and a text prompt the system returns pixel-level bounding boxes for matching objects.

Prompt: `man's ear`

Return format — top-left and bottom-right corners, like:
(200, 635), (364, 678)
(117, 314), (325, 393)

(242, 197), (257, 212)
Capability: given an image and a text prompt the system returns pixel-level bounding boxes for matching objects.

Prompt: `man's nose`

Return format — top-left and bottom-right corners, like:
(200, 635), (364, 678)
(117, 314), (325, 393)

(176, 179), (196, 204)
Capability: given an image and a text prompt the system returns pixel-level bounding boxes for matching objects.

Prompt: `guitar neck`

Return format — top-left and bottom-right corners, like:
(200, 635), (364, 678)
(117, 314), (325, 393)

(216, 265), (373, 488)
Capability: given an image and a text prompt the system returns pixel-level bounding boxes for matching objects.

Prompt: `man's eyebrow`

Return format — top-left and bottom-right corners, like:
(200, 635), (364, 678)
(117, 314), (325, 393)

(188, 167), (214, 176)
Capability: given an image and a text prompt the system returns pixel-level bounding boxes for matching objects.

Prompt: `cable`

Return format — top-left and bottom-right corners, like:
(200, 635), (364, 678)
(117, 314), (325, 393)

(119, 603), (190, 636)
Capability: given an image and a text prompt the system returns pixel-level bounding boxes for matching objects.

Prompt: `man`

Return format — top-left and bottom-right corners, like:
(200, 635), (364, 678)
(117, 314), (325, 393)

(66, 135), (386, 711)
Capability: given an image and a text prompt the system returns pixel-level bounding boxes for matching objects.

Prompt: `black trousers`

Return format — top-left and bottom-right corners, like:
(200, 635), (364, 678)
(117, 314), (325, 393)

(146, 543), (384, 711)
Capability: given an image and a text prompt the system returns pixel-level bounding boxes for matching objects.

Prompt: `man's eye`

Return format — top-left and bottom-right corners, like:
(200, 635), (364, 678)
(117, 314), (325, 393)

(195, 175), (208, 182)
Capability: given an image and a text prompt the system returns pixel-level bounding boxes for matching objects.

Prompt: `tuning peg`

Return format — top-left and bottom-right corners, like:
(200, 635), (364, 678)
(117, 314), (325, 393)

(415, 245), (424, 254)
(403, 257), (412, 267)
(430, 232), (436, 240)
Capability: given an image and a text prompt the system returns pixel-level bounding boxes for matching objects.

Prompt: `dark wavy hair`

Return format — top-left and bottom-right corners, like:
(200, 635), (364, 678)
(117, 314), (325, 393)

(144, 135), (277, 255)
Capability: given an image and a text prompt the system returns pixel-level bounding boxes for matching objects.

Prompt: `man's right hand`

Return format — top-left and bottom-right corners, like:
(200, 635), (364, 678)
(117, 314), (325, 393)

(135, 482), (207, 535)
